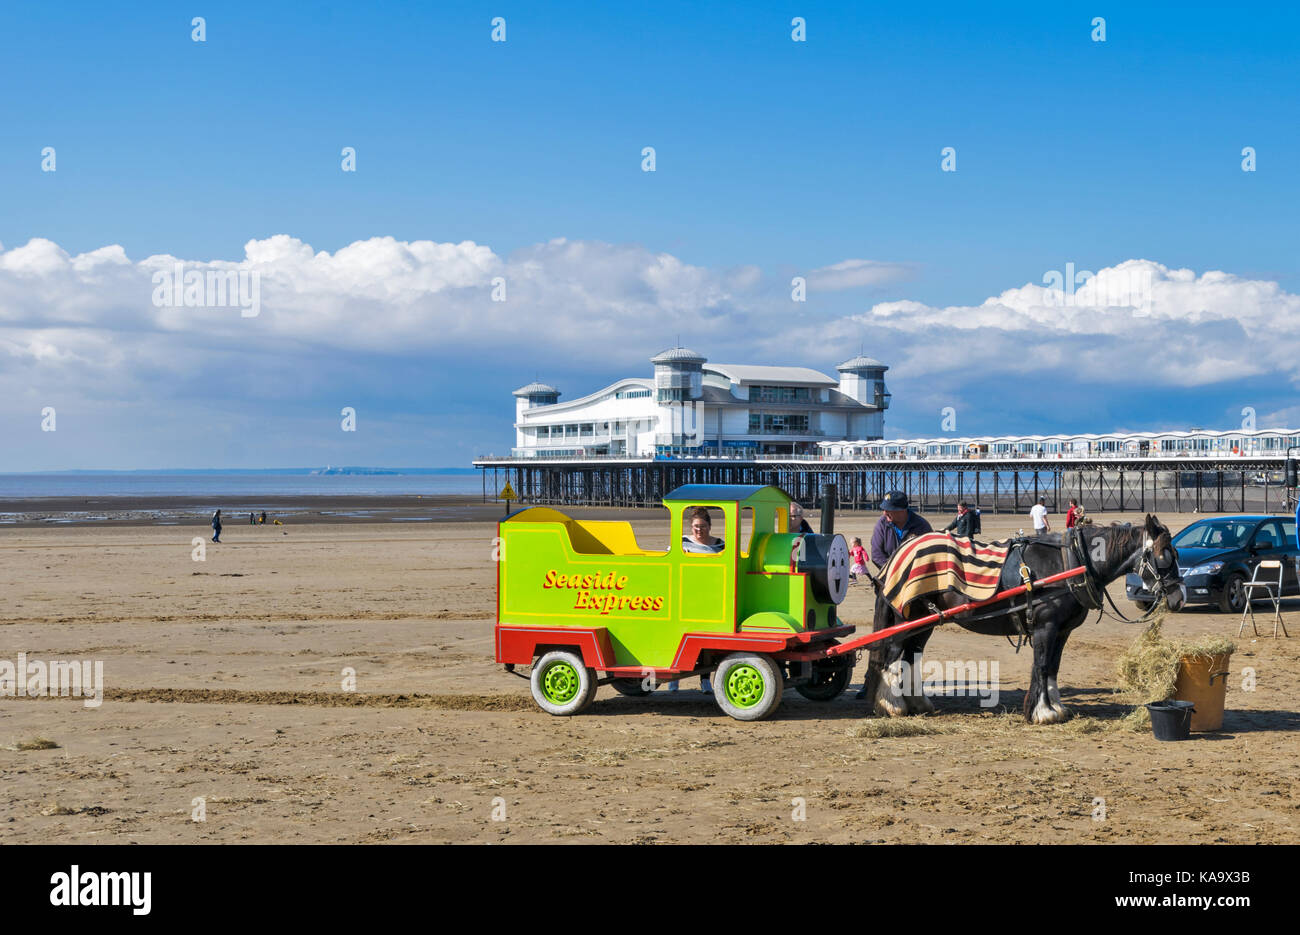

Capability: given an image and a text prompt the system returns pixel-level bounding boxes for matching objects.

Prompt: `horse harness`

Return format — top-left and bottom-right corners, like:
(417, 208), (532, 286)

(871, 525), (1180, 652)
(950, 528), (1137, 650)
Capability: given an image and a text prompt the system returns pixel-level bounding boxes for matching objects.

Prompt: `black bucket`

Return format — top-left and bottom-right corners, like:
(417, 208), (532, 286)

(1146, 699), (1195, 741)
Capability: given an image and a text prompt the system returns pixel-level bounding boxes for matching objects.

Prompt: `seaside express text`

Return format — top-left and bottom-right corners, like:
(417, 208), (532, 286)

(542, 569), (665, 615)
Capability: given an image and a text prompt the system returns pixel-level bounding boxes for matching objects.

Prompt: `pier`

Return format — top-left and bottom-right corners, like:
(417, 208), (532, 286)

(473, 454), (1294, 515)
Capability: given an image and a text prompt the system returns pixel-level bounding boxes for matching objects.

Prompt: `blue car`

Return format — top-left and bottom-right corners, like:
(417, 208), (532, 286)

(1127, 514), (1300, 613)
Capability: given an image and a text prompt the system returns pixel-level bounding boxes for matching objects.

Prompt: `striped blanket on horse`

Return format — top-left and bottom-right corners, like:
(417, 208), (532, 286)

(881, 533), (1011, 616)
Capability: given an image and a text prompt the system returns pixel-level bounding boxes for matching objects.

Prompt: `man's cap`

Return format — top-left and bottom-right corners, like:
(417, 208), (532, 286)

(881, 491), (909, 510)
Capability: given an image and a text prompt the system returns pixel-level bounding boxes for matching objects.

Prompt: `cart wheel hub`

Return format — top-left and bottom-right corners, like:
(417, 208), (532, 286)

(725, 664), (766, 708)
(541, 662), (580, 704)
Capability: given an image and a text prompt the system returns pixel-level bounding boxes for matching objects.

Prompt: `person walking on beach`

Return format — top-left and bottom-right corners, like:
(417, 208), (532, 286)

(943, 500), (980, 538)
(1030, 497), (1050, 535)
(260, 511), (267, 524)
(211, 509), (223, 543)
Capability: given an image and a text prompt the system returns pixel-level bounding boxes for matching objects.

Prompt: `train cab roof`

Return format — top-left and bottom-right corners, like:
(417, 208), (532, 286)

(663, 484), (792, 505)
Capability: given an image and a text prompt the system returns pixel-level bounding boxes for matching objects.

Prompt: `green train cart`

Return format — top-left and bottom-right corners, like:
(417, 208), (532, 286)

(495, 484), (854, 720)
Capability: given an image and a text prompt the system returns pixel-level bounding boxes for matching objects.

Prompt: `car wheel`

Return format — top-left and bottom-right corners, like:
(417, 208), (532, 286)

(1132, 600), (1153, 613)
(1218, 573), (1247, 615)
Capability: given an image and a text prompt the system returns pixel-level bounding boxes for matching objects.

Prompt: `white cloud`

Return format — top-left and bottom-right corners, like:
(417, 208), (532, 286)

(3, 238), (1300, 468)
(862, 259), (1300, 387)
(807, 258), (912, 292)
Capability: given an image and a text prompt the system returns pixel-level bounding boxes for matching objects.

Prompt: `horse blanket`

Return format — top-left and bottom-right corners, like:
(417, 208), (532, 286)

(881, 533), (1012, 616)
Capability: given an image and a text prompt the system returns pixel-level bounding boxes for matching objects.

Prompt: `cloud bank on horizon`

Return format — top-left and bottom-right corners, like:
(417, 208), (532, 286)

(2, 234), (1294, 469)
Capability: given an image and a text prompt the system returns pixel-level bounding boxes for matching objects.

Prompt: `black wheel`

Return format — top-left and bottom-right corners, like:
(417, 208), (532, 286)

(1132, 600), (1154, 613)
(1218, 573), (1247, 614)
(609, 677), (652, 697)
(795, 658), (853, 701)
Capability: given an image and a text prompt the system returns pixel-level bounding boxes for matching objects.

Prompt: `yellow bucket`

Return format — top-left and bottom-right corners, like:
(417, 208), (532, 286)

(1174, 653), (1231, 732)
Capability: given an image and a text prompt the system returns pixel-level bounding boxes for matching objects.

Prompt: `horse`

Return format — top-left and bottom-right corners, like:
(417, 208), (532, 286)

(863, 515), (1185, 724)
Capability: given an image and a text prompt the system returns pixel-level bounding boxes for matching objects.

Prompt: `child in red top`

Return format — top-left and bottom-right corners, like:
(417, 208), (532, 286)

(849, 537), (869, 582)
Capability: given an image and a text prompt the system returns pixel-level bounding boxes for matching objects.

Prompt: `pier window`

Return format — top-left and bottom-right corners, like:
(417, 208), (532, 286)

(748, 412), (810, 435)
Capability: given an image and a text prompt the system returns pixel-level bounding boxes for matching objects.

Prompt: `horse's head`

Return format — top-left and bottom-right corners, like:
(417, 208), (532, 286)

(1139, 514), (1185, 611)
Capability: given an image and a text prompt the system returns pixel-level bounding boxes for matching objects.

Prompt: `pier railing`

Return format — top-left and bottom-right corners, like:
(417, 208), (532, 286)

(474, 453), (1293, 516)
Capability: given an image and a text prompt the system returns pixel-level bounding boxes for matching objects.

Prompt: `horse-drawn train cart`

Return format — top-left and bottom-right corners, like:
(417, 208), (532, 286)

(495, 483), (1187, 722)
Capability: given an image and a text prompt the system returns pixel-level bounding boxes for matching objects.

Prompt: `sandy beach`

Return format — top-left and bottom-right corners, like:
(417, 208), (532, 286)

(2, 505), (1297, 844)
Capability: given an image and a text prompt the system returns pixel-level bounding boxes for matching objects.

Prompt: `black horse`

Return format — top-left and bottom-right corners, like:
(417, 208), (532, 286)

(863, 516), (1184, 723)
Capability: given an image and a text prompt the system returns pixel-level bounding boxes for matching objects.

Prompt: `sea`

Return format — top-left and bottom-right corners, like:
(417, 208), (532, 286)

(0, 472), (484, 499)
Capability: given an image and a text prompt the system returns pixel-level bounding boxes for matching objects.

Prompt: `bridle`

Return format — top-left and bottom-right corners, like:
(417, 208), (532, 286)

(1069, 524), (1183, 623)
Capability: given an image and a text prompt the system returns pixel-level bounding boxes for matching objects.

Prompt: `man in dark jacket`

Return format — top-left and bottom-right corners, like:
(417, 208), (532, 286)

(944, 501), (980, 538)
(869, 491), (932, 567)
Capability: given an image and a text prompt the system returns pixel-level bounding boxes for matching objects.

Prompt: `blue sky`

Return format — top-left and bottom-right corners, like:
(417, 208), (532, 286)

(3, 2), (1299, 469)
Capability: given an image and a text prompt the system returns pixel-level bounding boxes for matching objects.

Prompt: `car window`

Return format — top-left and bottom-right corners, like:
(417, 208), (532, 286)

(1173, 520), (1255, 549)
(1283, 520), (1298, 550)
(1252, 520), (1285, 551)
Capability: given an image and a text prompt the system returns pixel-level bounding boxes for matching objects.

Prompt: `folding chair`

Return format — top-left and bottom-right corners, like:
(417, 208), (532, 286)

(1238, 560), (1289, 637)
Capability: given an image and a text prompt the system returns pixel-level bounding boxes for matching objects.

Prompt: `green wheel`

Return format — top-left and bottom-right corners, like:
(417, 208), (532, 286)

(713, 652), (784, 721)
(530, 650), (597, 716)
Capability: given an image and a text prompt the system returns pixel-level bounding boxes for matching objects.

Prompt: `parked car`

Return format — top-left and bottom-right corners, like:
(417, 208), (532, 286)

(1127, 514), (1299, 613)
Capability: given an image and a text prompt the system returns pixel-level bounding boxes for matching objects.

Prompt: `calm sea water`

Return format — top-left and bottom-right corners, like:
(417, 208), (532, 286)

(0, 473), (484, 498)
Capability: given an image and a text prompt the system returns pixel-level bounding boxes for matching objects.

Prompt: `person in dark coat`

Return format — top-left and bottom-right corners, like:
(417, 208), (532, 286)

(789, 503), (814, 534)
(211, 510), (222, 543)
(944, 500), (980, 538)
(869, 491), (932, 568)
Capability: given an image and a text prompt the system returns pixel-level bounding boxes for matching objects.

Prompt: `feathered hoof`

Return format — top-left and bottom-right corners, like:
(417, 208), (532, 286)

(875, 695), (908, 718)
(1030, 695), (1067, 724)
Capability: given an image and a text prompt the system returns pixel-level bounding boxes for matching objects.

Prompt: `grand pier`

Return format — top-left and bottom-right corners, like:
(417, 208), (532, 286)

(475, 430), (1300, 515)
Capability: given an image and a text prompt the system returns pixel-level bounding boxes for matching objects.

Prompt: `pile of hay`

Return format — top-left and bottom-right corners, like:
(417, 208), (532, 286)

(1114, 614), (1236, 730)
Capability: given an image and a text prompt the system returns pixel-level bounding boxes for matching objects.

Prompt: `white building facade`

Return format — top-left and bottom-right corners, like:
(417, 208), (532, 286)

(511, 348), (890, 458)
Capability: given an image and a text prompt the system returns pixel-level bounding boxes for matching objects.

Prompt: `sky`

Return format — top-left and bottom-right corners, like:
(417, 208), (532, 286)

(2, 1), (1299, 470)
